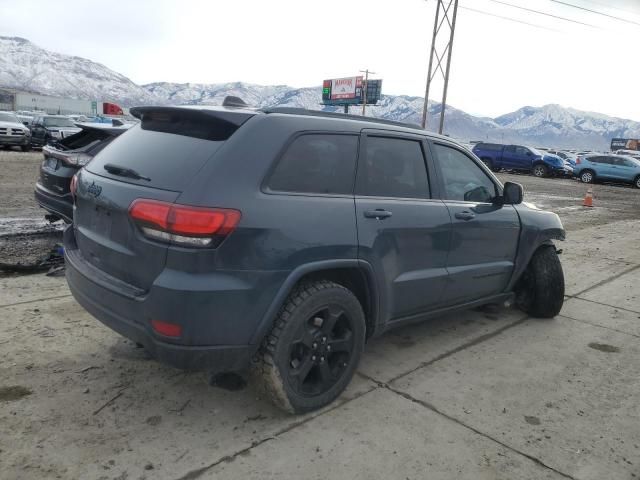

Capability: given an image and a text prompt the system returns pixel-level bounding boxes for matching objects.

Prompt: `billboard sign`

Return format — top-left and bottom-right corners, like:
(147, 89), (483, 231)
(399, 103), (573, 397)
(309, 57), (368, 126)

(330, 76), (362, 100)
(322, 76), (382, 106)
(611, 138), (639, 151)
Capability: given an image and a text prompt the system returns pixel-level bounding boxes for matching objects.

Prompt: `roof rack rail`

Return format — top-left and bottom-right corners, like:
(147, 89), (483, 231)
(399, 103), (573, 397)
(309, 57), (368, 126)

(261, 107), (424, 131)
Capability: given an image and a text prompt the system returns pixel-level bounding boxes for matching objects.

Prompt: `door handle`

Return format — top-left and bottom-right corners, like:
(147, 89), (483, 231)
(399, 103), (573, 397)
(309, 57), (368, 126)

(455, 211), (475, 221)
(364, 209), (392, 220)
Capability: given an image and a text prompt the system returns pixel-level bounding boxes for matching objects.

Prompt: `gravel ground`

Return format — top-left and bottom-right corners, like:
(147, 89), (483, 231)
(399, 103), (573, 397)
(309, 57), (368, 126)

(0, 150), (43, 220)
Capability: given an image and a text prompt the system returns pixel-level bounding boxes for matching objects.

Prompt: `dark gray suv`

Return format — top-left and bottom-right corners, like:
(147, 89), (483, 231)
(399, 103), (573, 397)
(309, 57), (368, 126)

(64, 104), (565, 413)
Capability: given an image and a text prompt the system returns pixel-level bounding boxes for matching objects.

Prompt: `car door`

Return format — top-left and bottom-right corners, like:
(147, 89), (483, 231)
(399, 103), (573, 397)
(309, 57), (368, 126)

(502, 145), (518, 169)
(431, 141), (521, 305)
(592, 156), (614, 179)
(355, 131), (451, 322)
(31, 117), (44, 144)
(612, 156), (637, 182)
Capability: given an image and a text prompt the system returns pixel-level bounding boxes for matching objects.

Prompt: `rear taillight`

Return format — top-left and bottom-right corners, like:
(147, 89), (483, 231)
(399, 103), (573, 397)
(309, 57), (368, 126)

(576, 157), (581, 164)
(128, 199), (241, 248)
(70, 174), (78, 199)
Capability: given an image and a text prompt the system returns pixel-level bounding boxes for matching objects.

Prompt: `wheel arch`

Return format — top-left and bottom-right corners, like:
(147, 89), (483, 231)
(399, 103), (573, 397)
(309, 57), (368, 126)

(506, 210), (565, 292)
(249, 259), (379, 348)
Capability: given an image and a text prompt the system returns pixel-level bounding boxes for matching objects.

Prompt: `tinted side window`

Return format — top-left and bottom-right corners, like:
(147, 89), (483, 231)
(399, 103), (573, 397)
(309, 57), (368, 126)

(515, 146), (529, 156)
(268, 134), (358, 195)
(434, 143), (497, 203)
(504, 145), (516, 154)
(357, 136), (430, 199)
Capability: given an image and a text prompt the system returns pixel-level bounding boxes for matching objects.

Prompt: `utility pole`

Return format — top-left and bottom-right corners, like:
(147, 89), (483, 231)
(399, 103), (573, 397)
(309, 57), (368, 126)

(421, 0), (459, 133)
(359, 69), (375, 116)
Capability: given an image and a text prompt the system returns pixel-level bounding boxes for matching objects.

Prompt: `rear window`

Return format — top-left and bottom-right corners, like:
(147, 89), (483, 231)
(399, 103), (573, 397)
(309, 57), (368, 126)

(87, 124), (226, 191)
(267, 134), (358, 195)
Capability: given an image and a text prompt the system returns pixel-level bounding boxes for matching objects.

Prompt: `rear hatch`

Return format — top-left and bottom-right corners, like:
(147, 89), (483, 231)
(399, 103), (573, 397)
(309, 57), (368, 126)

(74, 107), (254, 292)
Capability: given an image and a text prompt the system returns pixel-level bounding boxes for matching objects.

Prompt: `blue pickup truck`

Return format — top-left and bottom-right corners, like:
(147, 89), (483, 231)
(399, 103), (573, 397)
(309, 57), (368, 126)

(471, 143), (573, 178)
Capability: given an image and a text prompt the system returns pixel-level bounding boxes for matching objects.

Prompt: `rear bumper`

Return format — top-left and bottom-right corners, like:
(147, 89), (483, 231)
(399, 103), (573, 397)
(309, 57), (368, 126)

(64, 226), (285, 372)
(34, 182), (73, 222)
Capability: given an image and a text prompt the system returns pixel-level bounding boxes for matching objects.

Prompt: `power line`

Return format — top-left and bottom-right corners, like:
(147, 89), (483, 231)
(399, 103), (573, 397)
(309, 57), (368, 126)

(552, 0), (640, 27)
(459, 5), (560, 31)
(577, 0), (640, 18)
(484, 0), (598, 27)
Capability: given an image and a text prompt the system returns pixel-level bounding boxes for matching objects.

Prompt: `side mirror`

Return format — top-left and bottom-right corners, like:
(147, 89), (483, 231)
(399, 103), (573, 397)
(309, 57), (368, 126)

(22, 121), (29, 126)
(502, 181), (523, 205)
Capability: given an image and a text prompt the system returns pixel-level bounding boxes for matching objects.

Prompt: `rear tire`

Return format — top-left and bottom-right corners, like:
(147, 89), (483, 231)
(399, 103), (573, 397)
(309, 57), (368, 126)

(580, 170), (595, 184)
(532, 164), (548, 178)
(255, 280), (365, 414)
(21, 144), (31, 152)
(516, 246), (565, 318)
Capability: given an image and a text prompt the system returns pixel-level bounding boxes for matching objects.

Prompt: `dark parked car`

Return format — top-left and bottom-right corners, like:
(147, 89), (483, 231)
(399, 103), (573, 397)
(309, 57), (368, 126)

(35, 124), (130, 222)
(65, 104), (566, 413)
(30, 115), (82, 147)
(472, 142), (573, 177)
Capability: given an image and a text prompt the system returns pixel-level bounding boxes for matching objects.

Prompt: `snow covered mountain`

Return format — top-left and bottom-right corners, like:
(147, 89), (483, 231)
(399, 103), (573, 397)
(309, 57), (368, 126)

(0, 36), (155, 105)
(146, 82), (640, 149)
(1, 36), (638, 150)
(494, 104), (640, 149)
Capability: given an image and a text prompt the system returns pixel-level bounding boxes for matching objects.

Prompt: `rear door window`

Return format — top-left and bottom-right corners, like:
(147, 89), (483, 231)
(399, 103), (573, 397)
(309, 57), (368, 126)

(356, 136), (430, 199)
(267, 134), (358, 195)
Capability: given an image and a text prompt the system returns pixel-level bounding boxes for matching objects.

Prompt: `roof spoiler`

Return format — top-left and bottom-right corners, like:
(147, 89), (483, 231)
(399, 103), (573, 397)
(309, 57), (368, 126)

(222, 96), (249, 108)
(129, 105), (254, 128)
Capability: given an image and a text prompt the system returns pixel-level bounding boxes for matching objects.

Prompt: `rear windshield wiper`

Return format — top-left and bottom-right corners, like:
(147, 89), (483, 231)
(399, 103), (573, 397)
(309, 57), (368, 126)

(103, 163), (151, 181)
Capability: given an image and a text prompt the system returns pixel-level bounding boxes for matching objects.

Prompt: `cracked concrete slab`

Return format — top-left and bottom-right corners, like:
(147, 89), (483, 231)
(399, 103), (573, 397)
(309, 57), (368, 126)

(392, 317), (640, 480)
(561, 297), (640, 338)
(202, 387), (567, 480)
(578, 267), (640, 313)
(560, 251), (633, 296)
(359, 306), (525, 384)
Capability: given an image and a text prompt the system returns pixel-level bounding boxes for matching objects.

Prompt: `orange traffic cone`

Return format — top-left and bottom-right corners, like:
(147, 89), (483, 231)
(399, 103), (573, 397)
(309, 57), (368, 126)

(583, 187), (593, 207)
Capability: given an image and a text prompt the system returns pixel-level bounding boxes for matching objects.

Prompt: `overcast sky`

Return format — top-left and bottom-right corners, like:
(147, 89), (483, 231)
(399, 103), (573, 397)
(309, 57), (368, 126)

(1, 0), (639, 120)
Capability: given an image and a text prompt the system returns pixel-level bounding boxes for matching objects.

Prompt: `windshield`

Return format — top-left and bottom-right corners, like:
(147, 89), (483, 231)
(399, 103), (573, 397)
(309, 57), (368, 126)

(529, 147), (545, 156)
(0, 112), (19, 123)
(43, 117), (76, 128)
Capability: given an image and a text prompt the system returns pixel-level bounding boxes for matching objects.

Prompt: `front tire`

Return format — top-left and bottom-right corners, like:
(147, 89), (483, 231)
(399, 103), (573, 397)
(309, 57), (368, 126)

(634, 175), (640, 189)
(21, 144), (31, 152)
(532, 164), (548, 178)
(580, 170), (595, 184)
(516, 246), (565, 318)
(255, 280), (366, 414)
